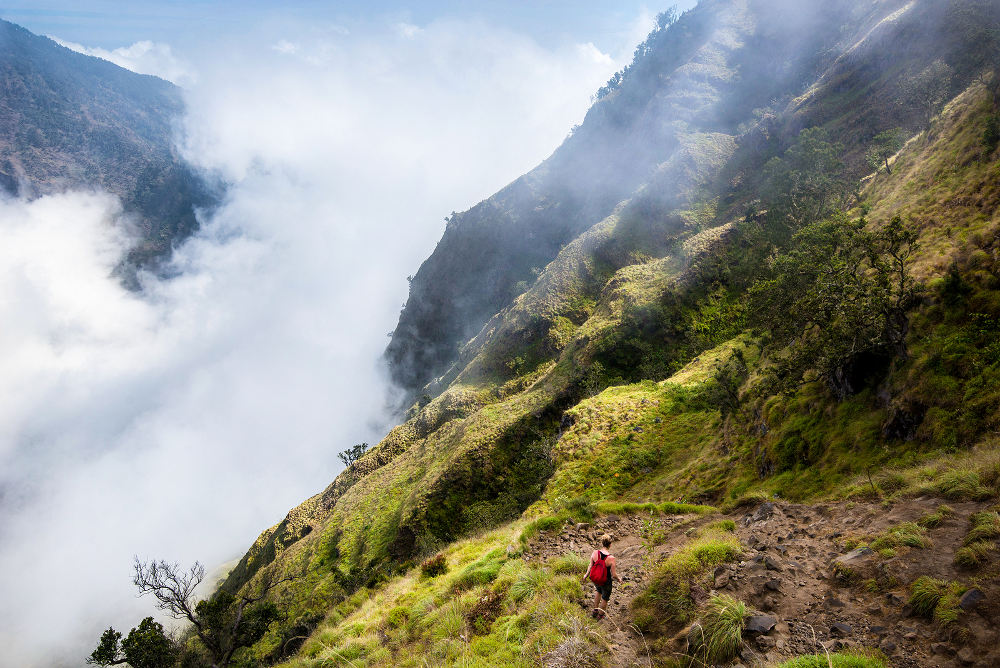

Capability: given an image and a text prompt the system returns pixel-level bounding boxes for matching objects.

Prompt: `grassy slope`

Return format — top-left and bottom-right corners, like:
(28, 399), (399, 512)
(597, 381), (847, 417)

(222, 79), (1000, 667)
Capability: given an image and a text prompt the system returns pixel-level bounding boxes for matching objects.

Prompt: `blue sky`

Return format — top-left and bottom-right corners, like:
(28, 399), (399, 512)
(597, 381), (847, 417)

(1, 1), (698, 52)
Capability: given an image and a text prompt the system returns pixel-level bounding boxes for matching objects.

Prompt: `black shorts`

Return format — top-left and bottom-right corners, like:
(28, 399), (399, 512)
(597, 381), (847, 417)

(595, 578), (613, 601)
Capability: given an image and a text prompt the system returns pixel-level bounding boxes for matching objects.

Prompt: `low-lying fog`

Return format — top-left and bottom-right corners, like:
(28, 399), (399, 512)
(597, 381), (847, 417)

(0, 12), (652, 667)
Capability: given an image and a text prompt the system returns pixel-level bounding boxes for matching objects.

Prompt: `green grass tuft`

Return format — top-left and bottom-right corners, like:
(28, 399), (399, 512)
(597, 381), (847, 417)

(964, 511), (1000, 545)
(632, 530), (742, 628)
(870, 521), (930, 550)
(706, 519), (736, 532)
(774, 648), (889, 668)
(954, 540), (994, 568)
(918, 504), (954, 528)
(549, 552), (588, 575)
(591, 500), (716, 516)
(908, 576), (948, 618)
(689, 594), (748, 664)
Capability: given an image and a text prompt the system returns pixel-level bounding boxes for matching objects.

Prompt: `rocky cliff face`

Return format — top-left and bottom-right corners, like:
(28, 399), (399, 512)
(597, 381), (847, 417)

(0, 20), (213, 272)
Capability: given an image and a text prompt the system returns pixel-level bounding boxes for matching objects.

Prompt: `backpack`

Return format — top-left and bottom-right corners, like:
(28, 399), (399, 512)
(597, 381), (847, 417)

(589, 551), (609, 585)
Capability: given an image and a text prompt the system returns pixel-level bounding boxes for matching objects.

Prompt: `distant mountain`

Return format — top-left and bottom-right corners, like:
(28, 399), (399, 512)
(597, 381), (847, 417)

(0, 19), (213, 273)
(385, 0), (990, 393)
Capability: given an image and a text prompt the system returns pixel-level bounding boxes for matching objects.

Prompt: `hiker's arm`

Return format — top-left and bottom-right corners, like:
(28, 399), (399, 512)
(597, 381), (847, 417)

(611, 558), (622, 582)
(582, 552), (594, 582)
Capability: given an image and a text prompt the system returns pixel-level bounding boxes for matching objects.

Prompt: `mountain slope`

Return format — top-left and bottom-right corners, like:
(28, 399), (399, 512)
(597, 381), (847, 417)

(180, 1), (1000, 666)
(0, 19), (213, 270)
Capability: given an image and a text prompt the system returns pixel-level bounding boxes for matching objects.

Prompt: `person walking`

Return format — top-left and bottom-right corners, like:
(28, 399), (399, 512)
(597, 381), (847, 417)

(582, 534), (621, 619)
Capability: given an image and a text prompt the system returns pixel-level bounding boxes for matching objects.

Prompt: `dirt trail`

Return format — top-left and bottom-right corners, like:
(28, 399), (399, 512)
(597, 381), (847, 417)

(523, 498), (1000, 667)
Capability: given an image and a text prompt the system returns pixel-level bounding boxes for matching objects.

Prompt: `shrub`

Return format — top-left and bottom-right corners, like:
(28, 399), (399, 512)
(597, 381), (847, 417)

(420, 554), (448, 579)
(465, 587), (506, 634)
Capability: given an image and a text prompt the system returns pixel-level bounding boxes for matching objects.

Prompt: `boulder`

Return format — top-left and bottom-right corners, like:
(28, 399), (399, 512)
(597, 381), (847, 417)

(745, 615), (777, 634)
(959, 588), (984, 611)
(830, 622), (853, 637)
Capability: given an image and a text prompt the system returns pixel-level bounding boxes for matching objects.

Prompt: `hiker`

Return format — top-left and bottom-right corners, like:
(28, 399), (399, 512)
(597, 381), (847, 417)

(582, 534), (621, 619)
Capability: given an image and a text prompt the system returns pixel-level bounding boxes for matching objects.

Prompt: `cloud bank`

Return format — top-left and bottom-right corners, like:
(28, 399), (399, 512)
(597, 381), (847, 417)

(0, 16), (630, 667)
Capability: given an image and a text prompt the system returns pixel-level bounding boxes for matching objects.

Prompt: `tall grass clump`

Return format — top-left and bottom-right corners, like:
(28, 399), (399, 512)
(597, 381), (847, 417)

(688, 595), (748, 664)
(908, 576), (966, 626)
(908, 576), (947, 617)
(964, 511), (1000, 545)
(954, 540), (994, 568)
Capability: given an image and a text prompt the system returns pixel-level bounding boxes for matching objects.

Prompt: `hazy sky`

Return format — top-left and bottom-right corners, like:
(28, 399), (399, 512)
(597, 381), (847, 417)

(2, 1), (698, 52)
(0, 2), (697, 666)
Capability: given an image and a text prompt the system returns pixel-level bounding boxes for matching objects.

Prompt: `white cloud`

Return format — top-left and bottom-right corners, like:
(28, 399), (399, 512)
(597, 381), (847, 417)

(51, 37), (195, 86)
(1, 15), (633, 667)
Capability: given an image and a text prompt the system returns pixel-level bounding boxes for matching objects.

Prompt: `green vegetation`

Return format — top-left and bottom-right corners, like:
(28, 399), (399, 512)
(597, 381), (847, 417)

(918, 504), (955, 528)
(116, 6), (1000, 666)
(908, 576), (967, 627)
(964, 510), (1000, 544)
(954, 540), (994, 568)
(687, 595), (748, 664)
(774, 649), (888, 668)
(632, 530), (742, 630)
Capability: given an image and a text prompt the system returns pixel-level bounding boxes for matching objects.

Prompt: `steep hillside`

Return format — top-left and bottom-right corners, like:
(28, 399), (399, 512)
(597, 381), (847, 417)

(114, 1), (1000, 666)
(0, 19), (214, 272)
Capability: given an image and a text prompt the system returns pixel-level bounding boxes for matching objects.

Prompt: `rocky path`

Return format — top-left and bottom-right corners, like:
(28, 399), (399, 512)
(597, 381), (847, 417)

(523, 498), (1000, 667)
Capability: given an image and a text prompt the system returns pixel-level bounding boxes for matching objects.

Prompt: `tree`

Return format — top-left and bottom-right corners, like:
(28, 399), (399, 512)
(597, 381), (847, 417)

(337, 442), (369, 469)
(90, 558), (296, 667)
(902, 60), (954, 127)
(749, 214), (917, 399)
(866, 128), (906, 175)
(88, 618), (176, 668)
(760, 128), (850, 234)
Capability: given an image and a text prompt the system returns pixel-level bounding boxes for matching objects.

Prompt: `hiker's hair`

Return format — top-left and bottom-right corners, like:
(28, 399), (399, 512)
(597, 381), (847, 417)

(601, 535), (612, 548)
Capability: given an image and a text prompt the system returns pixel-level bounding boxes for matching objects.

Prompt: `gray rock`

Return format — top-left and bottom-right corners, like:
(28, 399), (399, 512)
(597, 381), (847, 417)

(752, 502), (775, 523)
(833, 546), (875, 564)
(959, 587), (984, 611)
(957, 647), (975, 665)
(764, 556), (783, 571)
(931, 642), (956, 657)
(745, 615), (777, 634)
(879, 639), (897, 654)
(686, 623), (705, 649)
(831, 622), (853, 637)
(869, 625), (888, 635)
(756, 635), (776, 649)
(765, 578), (782, 592)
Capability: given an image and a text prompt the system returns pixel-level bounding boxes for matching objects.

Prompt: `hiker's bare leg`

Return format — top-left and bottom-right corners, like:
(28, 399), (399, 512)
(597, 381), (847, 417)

(592, 591), (601, 610)
(599, 598), (609, 616)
